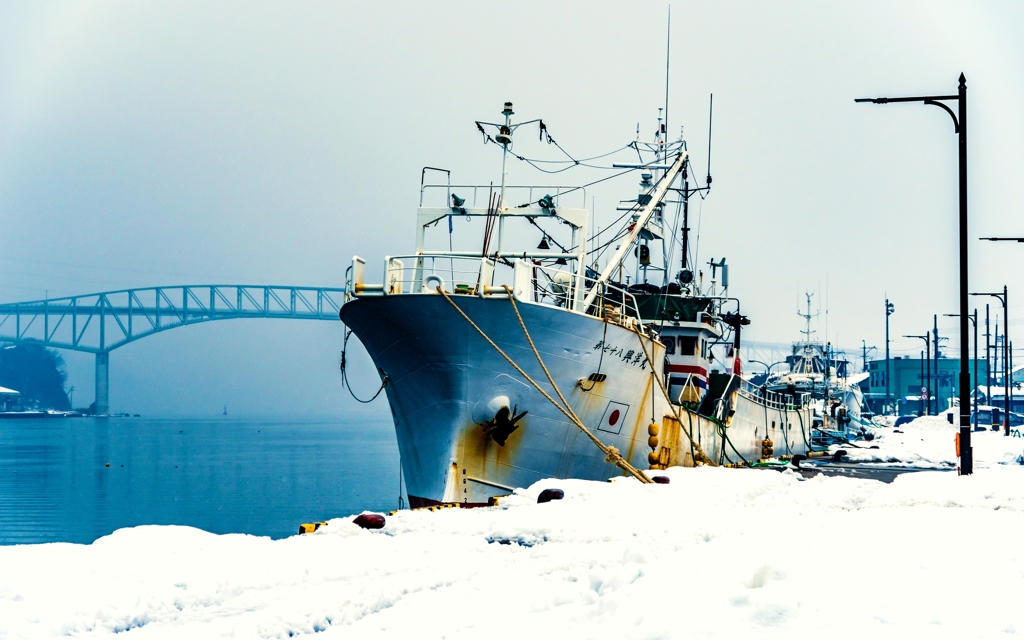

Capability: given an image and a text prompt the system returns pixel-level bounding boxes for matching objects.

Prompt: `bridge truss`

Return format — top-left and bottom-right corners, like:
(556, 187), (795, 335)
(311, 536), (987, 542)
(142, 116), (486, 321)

(0, 285), (346, 414)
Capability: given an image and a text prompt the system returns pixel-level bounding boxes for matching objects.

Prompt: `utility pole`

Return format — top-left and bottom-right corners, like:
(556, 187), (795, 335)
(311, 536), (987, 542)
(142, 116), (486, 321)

(886, 298), (895, 414)
(986, 304), (991, 410)
(975, 309), (979, 429)
(858, 74), (972, 473)
(996, 319), (1001, 386)
(973, 286), (1009, 435)
(933, 314), (940, 416)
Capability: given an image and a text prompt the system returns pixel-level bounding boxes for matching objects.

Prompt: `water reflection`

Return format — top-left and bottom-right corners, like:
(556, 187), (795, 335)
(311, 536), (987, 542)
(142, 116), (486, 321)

(0, 417), (399, 545)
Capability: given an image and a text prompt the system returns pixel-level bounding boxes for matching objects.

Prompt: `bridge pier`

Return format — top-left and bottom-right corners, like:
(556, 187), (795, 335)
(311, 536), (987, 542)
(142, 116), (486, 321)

(95, 351), (109, 416)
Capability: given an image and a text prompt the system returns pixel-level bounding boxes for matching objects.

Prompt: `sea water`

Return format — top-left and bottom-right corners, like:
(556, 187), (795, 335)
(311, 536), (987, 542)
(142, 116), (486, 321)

(0, 417), (400, 545)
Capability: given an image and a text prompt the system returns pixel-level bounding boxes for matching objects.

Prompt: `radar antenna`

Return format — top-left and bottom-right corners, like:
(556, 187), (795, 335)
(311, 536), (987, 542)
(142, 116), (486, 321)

(798, 292), (819, 342)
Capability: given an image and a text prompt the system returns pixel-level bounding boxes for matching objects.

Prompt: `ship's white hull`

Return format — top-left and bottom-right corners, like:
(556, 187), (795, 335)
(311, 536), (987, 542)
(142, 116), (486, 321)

(341, 294), (811, 505)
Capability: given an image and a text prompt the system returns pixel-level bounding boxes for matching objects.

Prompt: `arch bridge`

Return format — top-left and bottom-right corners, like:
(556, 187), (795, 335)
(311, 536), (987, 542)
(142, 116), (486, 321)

(0, 285), (346, 414)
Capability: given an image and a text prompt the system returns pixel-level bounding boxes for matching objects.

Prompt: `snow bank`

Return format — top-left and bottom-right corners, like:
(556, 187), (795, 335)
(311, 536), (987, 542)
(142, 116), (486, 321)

(3, 466), (1024, 639)
(838, 415), (1024, 468)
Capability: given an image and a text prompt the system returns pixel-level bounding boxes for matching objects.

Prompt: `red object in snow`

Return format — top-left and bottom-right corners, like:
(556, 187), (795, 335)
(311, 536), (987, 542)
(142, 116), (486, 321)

(353, 513), (386, 529)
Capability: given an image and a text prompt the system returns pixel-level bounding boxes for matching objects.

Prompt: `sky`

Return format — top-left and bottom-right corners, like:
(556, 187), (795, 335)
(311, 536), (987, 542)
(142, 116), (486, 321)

(0, 1), (1022, 415)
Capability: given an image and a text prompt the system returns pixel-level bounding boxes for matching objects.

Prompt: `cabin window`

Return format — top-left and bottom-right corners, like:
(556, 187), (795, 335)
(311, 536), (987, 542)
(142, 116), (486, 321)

(678, 336), (697, 356)
(664, 336), (675, 354)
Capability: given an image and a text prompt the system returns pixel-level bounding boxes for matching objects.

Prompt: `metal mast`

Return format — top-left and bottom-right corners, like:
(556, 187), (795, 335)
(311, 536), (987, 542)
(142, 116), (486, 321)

(583, 152), (687, 310)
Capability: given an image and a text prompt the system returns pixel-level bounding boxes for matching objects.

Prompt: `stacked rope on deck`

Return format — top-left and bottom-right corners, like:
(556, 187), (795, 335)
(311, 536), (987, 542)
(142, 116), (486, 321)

(436, 285), (653, 484)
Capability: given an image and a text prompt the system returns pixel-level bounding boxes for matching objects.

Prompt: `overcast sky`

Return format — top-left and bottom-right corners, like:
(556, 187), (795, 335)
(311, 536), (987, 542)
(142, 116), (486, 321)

(1, 1), (1022, 415)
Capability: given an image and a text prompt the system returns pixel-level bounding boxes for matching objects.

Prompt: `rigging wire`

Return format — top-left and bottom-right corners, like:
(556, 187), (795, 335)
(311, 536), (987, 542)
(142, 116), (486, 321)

(511, 144), (634, 165)
(509, 144), (637, 174)
(593, 228), (633, 269)
(477, 122), (697, 279)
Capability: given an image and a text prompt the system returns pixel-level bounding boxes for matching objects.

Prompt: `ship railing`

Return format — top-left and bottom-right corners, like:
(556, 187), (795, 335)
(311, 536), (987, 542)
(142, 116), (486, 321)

(367, 255), (491, 295)
(351, 254), (558, 299)
(527, 263), (644, 328)
(737, 378), (811, 411)
(349, 254), (645, 327)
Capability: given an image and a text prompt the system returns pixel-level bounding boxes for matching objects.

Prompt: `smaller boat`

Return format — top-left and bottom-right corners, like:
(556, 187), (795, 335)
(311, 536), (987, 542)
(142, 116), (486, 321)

(763, 293), (867, 443)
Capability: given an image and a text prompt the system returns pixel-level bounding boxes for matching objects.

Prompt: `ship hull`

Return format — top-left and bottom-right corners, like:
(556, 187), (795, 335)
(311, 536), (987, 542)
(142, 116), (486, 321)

(341, 294), (811, 505)
(341, 294), (665, 505)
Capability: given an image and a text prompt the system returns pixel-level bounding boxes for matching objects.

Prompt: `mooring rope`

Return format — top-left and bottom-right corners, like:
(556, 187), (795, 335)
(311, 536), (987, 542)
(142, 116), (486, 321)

(436, 286), (652, 484)
(339, 328), (389, 403)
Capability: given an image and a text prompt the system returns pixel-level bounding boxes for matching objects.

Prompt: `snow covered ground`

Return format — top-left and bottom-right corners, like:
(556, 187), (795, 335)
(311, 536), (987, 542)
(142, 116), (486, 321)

(836, 414), (1024, 468)
(4, 458), (1024, 639)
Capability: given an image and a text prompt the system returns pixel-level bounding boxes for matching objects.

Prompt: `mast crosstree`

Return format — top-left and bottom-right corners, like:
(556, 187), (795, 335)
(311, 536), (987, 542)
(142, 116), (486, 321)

(798, 292), (819, 343)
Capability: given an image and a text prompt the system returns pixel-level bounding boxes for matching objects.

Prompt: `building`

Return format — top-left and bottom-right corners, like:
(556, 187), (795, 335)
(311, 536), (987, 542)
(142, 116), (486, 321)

(0, 386), (21, 412)
(864, 356), (988, 416)
(976, 363), (1024, 414)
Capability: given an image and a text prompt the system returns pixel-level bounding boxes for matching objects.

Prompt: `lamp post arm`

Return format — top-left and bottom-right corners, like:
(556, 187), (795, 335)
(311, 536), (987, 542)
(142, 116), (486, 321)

(944, 313), (976, 328)
(855, 95), (958, 104)
(922, 100), (960, 133)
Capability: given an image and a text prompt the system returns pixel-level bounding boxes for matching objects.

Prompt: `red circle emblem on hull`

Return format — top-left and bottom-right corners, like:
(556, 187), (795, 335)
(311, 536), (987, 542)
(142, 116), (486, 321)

(609, 409), (620, 426)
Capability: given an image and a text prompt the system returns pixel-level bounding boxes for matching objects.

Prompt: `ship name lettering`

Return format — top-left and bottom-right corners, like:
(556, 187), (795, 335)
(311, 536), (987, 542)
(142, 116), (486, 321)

(592, 341), (648, 369)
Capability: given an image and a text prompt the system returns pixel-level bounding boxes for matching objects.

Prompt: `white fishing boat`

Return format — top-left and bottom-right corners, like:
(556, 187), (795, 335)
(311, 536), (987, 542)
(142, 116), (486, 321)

(340, 102), (812, 507)
(765, 293), (867, 438)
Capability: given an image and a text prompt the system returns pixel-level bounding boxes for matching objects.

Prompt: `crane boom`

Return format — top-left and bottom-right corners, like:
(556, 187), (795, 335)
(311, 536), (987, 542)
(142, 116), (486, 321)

(582, 152), (687, 310)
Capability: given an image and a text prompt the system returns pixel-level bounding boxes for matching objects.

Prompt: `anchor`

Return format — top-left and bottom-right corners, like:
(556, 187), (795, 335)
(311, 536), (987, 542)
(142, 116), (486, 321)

(481, 405), (528, 446)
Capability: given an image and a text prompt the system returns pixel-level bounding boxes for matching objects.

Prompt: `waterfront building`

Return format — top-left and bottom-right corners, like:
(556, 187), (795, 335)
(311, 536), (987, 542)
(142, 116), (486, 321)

(864, 356), (988, 416)
(0, 386), (21, 412)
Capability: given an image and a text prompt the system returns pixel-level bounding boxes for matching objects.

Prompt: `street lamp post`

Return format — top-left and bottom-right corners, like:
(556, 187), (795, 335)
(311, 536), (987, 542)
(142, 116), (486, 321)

(985, 304), (991, 412)
(861, 340), (876, 373)
(972, 287), (1009, 435)
(945, 309), (979, 430)
(886, 299), (895, 415)
(747, 359), (785, 376)
(857, 73), (972, 474)
(905, 334), (931, 416)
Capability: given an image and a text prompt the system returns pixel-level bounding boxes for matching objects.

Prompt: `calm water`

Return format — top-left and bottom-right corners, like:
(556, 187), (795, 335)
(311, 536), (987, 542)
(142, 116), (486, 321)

(0, 417), (401, 545)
